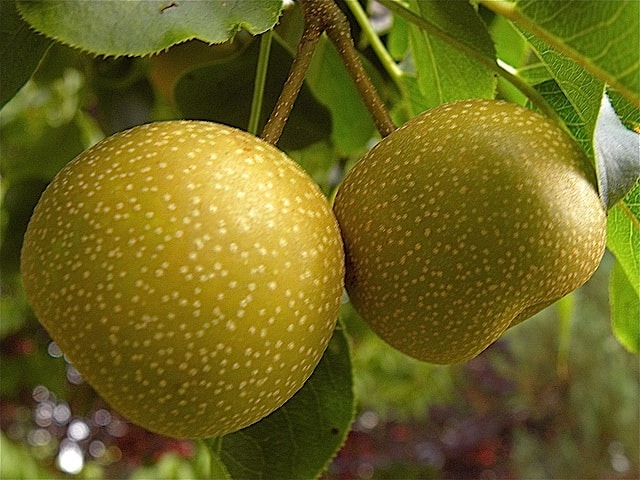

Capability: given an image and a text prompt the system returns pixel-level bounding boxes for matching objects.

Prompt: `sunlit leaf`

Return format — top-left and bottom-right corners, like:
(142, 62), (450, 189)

(524, 33), (604, 155)
(406, 0), (497, 108)
(487, 13), (529, 104)
(502, 0), (639, 105)
(129, 450), (230, 480)
(0, 433), (56, 479)
(17, 0), (283, 57)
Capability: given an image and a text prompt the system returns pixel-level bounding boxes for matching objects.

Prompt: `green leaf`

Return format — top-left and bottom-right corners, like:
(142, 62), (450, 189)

(207, 323), (354, 480)
(524, 32), (605, 155)
(0, 0), (52, 107)
(594, 94), (640, 209)
(487, 13), (529, 104)
(406, 0), (497, 108)
(174, 38), (332, 152)
(0, 179), (48, 276)
(610, 260), (640, 354)
(397, 73), (430, 119)
(501, 0), (639, 106)
(387, 12), (410, 61)
(607, 182), (640, 303)
(16, 0), (283, 57)
(288, 140), (339, 195)
(533, 78), (602, 157)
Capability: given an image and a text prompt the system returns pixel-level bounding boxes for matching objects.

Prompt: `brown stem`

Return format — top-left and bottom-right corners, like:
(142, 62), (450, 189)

(261, 0), (396, 145)
(319, 0), (396, 137)
(260, 7), (323, 145)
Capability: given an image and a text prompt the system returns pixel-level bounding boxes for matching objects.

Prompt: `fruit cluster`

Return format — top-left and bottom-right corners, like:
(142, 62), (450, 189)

(21, 99), (606, 439)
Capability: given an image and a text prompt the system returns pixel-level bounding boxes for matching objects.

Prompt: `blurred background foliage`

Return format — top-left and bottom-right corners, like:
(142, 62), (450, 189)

(1, 1), (638, 479)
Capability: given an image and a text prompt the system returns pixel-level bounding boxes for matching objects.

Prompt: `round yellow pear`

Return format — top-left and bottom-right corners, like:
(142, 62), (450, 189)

(333, 99), (606, 364)
(21, 120), (345, 438)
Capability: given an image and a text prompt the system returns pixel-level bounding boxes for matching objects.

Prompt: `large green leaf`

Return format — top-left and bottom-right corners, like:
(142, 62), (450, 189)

(206, 323), (354, 479)
(525, 33), (639, 213)
(406, 0), (497, 108)
(499, 0), (639, 106)
(607, 180), (640, 356)
(16, 0), (283, 57)
(0, 0), (52, 107)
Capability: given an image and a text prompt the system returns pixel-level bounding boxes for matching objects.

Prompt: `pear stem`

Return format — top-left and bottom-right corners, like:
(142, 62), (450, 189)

(319, 0), (396, 137)
(261, 0), (396, 146)
(260, 11), (323, 145)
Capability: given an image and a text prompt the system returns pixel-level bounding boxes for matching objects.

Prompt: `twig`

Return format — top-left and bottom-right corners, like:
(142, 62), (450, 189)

(261, 0), (397, 145)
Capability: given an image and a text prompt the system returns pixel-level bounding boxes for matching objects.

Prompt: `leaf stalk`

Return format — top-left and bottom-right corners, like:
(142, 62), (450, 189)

(249, 30), (274, 136)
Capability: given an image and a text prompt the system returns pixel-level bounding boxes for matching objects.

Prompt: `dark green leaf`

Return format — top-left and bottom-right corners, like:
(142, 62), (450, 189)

(89, 57), (156, 135)
(174, 39), (332, 152)
(594, 94), (640, 209)
(610, 260), (640, 354)
(0, 0), (52, 107)
(17, 0), (283, 57)
(0, 179), (48, 276)
(207, 323), (354, 480)
(288, 141), (340, 195)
